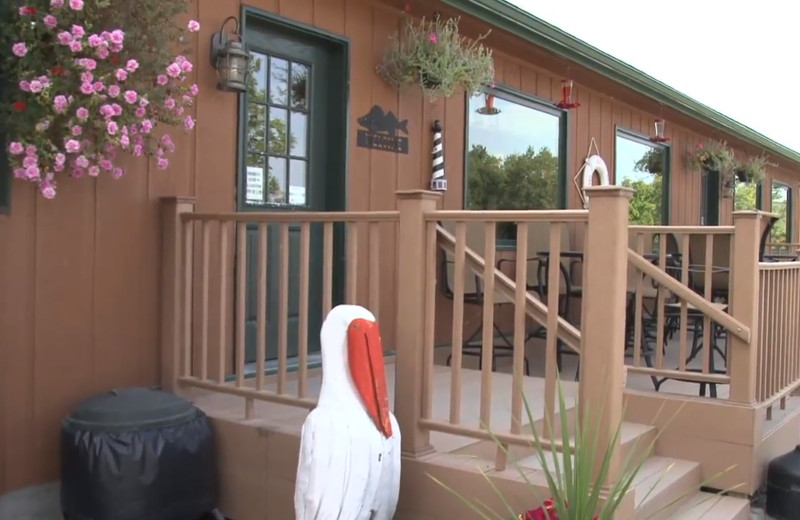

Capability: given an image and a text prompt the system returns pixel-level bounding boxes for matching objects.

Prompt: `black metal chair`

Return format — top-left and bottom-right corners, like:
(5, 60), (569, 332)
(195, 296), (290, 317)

(438, 221), (530, 375)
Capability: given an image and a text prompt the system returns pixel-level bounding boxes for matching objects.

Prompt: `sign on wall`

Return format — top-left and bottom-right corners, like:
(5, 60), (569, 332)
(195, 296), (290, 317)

(356, 105), (409, 154)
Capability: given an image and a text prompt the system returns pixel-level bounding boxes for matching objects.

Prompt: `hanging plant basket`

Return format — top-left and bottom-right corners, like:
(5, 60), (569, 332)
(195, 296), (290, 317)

(0, 0), (200, 200)
(377, 15), (494, 102)
(688, 140), (736, 177)
(735, 154), (770, 184)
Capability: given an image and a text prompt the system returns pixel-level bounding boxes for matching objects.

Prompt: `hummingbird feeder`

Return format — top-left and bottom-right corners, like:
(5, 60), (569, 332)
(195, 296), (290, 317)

(556, 79), (580, 109)
(476, 93), (500, 115)
(649, 118), (670, 143)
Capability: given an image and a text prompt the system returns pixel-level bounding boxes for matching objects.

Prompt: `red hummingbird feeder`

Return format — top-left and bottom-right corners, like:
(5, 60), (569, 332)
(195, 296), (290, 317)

(649, 118), (670, 143)
(556, 79), (580, 109)
(477, 93), (500, 115)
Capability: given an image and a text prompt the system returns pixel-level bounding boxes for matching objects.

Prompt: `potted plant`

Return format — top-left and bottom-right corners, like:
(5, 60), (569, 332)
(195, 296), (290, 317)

(688, 140), (737, 177)
(0, 0), (199, 199)
(377, 14), (494, 101)
(734, 155), (769, 184)
(634, 147), (665, 175)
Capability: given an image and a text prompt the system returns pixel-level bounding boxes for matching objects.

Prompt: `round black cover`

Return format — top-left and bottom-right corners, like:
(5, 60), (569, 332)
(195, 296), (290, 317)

(766, 445), (800, 520)
(60, 387), (218, 520)
(63, 387), (200, 432)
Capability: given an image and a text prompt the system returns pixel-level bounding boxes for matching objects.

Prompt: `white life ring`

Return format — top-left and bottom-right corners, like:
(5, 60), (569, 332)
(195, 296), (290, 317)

(581, 154), (610, 208)
(583, 154), (610, 189)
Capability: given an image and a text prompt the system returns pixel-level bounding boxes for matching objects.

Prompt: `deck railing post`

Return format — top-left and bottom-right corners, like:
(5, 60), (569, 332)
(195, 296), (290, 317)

(160, 196), (196, 393)
(579, 186), (633, 494)
(394, 189), (441, 458)
(728, 211), (761, 404)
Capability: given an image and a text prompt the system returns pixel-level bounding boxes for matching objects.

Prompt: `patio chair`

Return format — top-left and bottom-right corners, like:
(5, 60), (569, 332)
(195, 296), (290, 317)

(497, 221), (581, 379)
(438, 220), (530, 375)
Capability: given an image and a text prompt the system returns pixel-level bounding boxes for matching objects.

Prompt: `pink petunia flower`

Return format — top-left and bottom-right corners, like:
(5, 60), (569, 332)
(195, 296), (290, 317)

(187, 20), (200, 32)
(68, 0), (83, 10)
(12, 42), (27, 57)
(43, 15), (58, 28)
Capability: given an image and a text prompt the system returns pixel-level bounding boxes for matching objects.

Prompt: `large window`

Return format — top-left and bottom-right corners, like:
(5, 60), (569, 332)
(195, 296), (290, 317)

(465, 88), (566, 239)
(771, 181), (792, 243)
(614, 130), (669, 225)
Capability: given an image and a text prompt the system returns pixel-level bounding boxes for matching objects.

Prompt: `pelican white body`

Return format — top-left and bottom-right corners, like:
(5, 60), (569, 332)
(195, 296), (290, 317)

(294, 305), (401, 520)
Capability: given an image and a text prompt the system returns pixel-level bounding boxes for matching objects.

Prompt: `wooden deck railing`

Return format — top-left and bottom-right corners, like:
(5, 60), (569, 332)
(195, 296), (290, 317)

(160, 203), (399, 415)
(757, 261), (800, 414)
(419, 210), (588, 468)
(160, 190), (782, 491)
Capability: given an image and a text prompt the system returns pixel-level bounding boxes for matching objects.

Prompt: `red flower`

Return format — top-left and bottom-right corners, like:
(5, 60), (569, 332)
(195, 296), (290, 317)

(109, 54), (120, 65)
(50, 65), (65, 77)
(12, 101), (26, 111)
(19, 5), (36, 15)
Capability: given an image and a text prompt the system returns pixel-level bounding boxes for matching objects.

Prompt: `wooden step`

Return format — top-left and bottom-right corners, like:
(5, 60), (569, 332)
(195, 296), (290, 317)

(669, 492), (750, 520)
(633, 456), (701, 519)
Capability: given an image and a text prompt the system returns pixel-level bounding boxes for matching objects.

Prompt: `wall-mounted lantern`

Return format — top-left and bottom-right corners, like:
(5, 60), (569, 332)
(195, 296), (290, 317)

(209, 16), (251, 92)
(649, 118), (670, 143)
(556, 78), (580, 109)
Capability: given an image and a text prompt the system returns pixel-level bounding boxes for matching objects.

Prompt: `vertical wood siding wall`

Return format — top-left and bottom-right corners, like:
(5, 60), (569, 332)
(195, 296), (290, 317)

(0, 0), (796, 493)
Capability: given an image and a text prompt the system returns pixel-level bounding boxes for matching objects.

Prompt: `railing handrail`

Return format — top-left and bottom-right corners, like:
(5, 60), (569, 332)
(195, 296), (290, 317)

(759, 261), (800, 270)
(628, 225), (734, 234)
(425, 209), (589, 222)
(627, 248), (750, 342)
(183, 211), (400, 222)
(436, 224), (582, 352)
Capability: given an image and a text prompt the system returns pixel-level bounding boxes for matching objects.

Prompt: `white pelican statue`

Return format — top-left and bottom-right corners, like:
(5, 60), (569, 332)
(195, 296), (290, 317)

(294, 305), (401, 520)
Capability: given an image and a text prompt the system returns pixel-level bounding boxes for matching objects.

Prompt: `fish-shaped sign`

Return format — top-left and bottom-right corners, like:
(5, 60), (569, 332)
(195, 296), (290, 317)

(357, 106), (409, 137)
(356, 105), (409, 154)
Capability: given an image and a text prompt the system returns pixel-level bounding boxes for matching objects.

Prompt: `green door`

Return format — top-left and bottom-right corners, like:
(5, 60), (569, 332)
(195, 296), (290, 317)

(238, 19), (347, 366)
(701, 170), (720, 225)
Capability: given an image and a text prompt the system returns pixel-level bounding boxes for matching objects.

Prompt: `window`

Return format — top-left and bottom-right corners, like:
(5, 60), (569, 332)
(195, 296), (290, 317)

(243, 51), (310, 207)
(465, 87), (566, 240)
(733, 179), (760, 211)
(614, 130), (669, 225)
(771, 181), (792, 243)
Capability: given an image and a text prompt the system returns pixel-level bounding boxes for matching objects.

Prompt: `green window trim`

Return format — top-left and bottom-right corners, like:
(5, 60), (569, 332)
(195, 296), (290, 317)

(771, 180), (793, 243)
(614, 126), (671, 225)
(463, 84), (568, 247)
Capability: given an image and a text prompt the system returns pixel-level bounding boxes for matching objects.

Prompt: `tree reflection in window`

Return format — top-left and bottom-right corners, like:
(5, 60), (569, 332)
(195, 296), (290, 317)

(771, 181), (792, 243)
(615, 132), (668, 225)
(733, 180), (758, 211)
(243, 51), (310, 206)
(465, 91), (563, 240)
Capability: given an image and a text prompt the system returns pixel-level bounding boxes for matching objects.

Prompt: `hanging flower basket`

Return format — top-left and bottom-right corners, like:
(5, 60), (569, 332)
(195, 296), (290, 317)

(734, 154), (769, 184)
(0, 0), (200, 199)
(377, 14), (494, 102)
(688, 139), (736, 177)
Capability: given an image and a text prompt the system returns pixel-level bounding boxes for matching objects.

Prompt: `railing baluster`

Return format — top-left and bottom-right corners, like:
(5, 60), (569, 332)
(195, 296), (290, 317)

(218, 221), (229, 384)
(322, 222), (333, 317)
(346, 222), (358, 304)
(421, 221), (437, 421)
(200, 221), (210, 381)
(544, 222), (562, 423)
(479, 222), (496, 431)
(369, 222), (380, 316)
(277, 222), (289, 394)
(182, 219), (194, 378)
(449, 222), (466, 425)
(298, 222), (310, 399)
(256, 223), (268, 392)
(235, 222), (252, 418)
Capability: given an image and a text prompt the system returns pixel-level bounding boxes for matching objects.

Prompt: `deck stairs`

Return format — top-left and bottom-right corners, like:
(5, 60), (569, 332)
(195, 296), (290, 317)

(434, 414), (751, 520)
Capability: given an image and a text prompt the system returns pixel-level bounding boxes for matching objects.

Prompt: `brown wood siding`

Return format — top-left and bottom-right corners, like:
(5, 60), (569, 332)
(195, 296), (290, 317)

(0, 0), (797, 493)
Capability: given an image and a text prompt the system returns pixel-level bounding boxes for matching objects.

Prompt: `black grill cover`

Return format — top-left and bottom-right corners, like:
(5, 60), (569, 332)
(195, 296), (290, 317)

(767, 445), (800, 520)
(60, 387), (218, 520)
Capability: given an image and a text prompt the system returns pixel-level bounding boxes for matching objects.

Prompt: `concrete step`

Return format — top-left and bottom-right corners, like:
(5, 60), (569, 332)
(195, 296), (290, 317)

(669, 491), (751, 520)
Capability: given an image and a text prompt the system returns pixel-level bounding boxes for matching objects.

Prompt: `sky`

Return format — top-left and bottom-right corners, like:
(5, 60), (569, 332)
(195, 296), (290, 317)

(507, 0), (800, 154)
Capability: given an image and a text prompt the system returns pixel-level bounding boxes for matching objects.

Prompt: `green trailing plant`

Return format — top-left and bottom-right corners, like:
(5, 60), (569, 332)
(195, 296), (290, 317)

(634, 147), (665, 175)
(735, 154), (770, 184)
(688, 140), (737, 177)
(431, 376), (740, 519)
(377, 15), (494, 101)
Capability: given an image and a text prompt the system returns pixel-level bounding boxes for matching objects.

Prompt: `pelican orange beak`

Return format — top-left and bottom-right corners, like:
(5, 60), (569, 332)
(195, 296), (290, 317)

(347, 318), (393, 438)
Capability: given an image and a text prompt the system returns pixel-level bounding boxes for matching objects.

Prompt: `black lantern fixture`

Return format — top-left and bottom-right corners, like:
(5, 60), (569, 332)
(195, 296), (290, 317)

(209, 16), (250, 92)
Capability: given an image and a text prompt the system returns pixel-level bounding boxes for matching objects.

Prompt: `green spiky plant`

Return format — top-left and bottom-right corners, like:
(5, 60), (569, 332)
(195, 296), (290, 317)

(431, 376), (739, 519)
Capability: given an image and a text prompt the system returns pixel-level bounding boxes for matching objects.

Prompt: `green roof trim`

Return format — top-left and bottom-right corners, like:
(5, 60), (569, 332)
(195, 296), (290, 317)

(441, 0), (800, 166)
